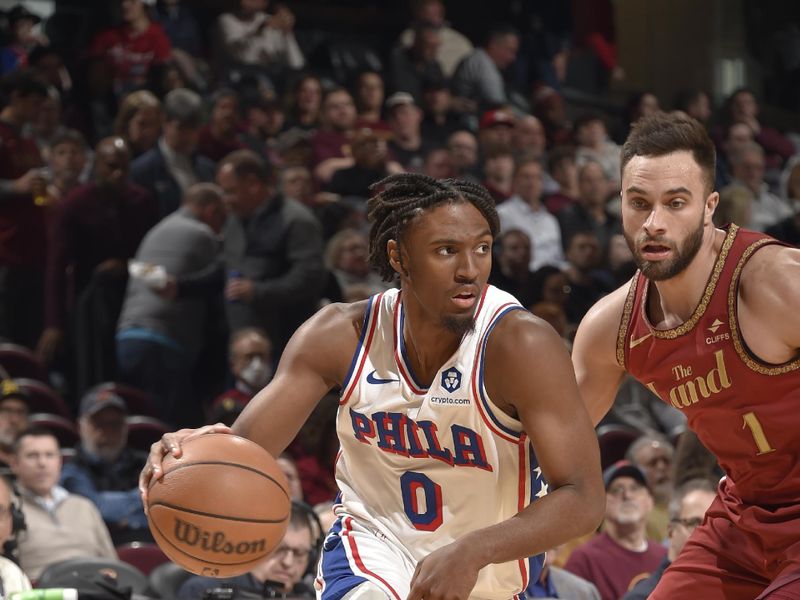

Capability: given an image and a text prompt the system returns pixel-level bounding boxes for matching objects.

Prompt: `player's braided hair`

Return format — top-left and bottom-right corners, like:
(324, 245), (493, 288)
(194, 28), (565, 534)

(367, 173), (499, 282)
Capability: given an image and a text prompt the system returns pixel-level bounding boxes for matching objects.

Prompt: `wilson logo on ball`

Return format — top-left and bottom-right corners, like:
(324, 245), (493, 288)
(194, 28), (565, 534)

(174, 518), (267, 555)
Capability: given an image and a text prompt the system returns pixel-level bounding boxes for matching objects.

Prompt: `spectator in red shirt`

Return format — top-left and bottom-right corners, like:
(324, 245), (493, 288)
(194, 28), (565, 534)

(354, 70), (390, 134)
(0, 70), (48, 350)
(197, 88), (247, 164)
(309, 87), (358, 183)
(90, 0), (172, 98)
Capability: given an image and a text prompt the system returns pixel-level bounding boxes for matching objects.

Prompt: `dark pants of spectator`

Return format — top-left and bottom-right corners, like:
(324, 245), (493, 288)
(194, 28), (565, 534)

(116, 337), (201, 428)
(0, 266), (43, 350)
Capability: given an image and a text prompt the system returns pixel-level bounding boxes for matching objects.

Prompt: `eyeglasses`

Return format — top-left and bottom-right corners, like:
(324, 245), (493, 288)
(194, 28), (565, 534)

(272, 545), (311, 562)
(671, 517), (703, 530)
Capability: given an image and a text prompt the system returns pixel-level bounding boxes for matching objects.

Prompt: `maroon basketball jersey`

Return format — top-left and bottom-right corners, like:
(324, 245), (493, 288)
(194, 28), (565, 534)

(619, 224), (800, 505)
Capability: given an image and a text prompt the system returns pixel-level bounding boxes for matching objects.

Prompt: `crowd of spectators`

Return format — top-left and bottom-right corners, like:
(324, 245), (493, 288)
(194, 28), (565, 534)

(0, 0), (796, 597)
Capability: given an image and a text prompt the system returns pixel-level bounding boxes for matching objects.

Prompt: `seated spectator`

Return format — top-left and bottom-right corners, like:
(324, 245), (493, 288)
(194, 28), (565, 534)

(353, 70), (390, 133)
(481, 146), (514, 203)
(212, 327), (274, 413)
(530, 265), (570, 314)
(389, 23), (445, 103)
(452, 24), (520, 112)
(284, 73), (322, 132)
(325, 228), (393, 297)
(310, 88), (358, 183)
(478, 108), (515, 156)
(39, 137), (159, 387)
(531, 84), (572, 148)
(419, 78), (464, 146)
(0, 476), (32, 594)
(117, 183), (227, 427)
(721, 142), (793, 231)
(422, 146), (452, 180)
(447, 129), (480, 181)
(767, 157), (800, 245)
(131, 88), (216, 217)
(616, 91), (661, 144)
(90, 0), (172, 98)
(565, 461), (667, 600)
(25, 87), (65, 159)
(525, 545), (600, 599)
(280, 165), (315, 206)
(562, 230), (611, 324)
(544, 146), (579, 215)
(0, 5), (47, 75)
(277, 453), (304, 502)
(177, 502), (316, 599)
(497, 159), (565, 271)
(626, 434), (676, 543)
(715, 184), (753, 228)
(673, 89), (712, 128)
(42, 129), (89, 205)
(724, 87), (795, 170)
(13, 427), (117, 581)
(197, 88), (247, 163)
(622, 480), (716, 600)
(529, 301), (571, 346)
(397, 0), (473, 77)
(604, 233), (636, 288)
(0, 381), (31, 470)
(114, 90), (163, 159)
(326, 128), (402, 200)
(60, 390), (149, 546)
(558, 161), (621, 262)
(715, 121), (755, 189)
(216, 0), (305, 78)
(386, 92), (431, 172)
(511, 114), (547, 162)
(573, 113), (621, 192)
(154, 0), (205, 90)
(489, 229), (537, 308)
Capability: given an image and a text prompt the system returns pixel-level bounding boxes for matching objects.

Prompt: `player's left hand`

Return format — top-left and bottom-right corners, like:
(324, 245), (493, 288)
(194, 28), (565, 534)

(407, 541), (482, 600)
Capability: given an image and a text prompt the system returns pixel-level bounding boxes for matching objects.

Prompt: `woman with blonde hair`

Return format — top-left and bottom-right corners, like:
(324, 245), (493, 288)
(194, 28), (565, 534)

(114, 89), (163, 158)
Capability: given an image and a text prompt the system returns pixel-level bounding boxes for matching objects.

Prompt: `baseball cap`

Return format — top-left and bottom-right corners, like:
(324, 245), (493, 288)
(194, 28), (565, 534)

(603, 460), (649, 491)
(385, 92), (416, 111)
(0, 380), (30, 405)
(480, 109), (515, 130)
(79, 389), (127, 418)
(6, 5), (42, 26)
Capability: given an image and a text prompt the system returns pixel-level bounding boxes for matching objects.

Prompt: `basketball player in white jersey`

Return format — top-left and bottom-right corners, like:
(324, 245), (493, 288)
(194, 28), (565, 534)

(141, 174), (604, 600)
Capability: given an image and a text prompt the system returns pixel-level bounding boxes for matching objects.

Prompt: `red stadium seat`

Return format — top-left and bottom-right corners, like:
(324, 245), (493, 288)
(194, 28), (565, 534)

(116, 542), (169, 576)
(89, 382), (159, 418)
(126, 415), (170, 452)
(29, 413), (79, 449)
(0, 344), (47, 382)
(14, 378), (70, 418)
(596, 424), (642, 471)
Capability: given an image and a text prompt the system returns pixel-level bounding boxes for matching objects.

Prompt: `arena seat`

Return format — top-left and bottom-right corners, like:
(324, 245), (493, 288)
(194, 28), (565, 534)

(36, 556), (152, 596)
(28, 413), (79, 448)
(116, 542), (169, 576)
(14, 378), (70, 418)
(0, 344), (48, 382)
(149, 561), (193, 600)
(126, 415), (170, 453)
(89, 382), (159, 418)
(596, 423), (642, 471)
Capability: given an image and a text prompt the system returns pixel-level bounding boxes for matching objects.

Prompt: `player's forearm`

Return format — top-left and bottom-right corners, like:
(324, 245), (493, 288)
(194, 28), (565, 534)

(460, 482), (604, 568)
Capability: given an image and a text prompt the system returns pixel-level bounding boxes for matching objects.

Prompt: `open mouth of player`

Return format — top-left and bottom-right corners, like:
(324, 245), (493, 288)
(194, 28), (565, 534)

(451, 291), (477, 309)
(640, 243), (672, 260)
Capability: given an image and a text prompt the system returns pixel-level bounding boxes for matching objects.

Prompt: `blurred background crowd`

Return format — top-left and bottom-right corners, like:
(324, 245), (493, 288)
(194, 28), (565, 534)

(0, 0), (795, 598)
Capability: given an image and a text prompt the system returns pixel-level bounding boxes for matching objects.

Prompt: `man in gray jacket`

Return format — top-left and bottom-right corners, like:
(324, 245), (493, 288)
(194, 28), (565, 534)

(116, 183), (227, 427)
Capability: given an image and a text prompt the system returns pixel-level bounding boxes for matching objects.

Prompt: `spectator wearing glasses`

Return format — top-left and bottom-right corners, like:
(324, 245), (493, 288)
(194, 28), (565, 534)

(623, 480), (716, 600)
(565, 461), (667, 600)
(177, 502), (316, 599)
(626, 434), (676, 543)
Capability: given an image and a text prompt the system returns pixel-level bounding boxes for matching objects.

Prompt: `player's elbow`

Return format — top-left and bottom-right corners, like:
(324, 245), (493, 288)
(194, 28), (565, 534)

(577, 477), (606, 534)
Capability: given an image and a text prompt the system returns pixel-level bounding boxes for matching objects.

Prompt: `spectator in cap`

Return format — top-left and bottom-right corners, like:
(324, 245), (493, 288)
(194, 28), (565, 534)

(478, 108), (514, 155)
(130, 87), (216, 217)
(60, 388), (150, 546)
(389, 22), (445, 104)
(386, 92), (432, 172)
(0, 5), (47, 75)
(14, 426), (117, 580)
(0, 380), (30, 469)
(564, 461), (667, 600)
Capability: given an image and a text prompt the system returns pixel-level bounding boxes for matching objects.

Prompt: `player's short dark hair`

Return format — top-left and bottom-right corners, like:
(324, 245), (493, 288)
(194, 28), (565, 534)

(367, 173), (499, 281)
(621, 112), (716, 194)
(218, 149), (272, 183)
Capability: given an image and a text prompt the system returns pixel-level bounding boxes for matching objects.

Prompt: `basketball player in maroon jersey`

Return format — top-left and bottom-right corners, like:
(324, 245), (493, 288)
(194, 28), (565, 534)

(573, 112), (800, 599)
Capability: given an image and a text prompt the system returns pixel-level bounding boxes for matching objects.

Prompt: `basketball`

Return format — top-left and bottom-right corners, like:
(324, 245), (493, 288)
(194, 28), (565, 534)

(146, 433), (291, 577)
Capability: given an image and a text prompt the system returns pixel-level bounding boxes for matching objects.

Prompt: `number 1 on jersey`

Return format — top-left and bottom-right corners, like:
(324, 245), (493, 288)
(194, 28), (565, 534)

(742, 412), (775, 456)
(400, 471), (443, 531)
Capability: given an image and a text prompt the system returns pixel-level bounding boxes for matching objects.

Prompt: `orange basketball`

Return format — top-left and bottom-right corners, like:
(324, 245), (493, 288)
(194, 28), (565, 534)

(147, 433), (290, 577)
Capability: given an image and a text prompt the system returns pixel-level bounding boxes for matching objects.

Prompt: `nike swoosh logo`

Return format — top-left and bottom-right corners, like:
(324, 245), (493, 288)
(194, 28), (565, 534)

(366, 370), (399, 385)
(629, 332), (653, 349)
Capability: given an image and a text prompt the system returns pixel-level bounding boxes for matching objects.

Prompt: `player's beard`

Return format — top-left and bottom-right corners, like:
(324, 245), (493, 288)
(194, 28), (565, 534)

(441, 314), (476, 336)
(625, 212), (705, 281)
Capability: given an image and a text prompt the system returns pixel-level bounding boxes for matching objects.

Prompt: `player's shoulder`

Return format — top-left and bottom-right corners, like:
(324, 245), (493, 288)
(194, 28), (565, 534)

(487, 308), (565, 358)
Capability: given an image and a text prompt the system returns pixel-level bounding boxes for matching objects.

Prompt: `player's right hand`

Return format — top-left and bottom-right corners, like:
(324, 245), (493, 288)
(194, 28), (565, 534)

(139, 423), (233, 510)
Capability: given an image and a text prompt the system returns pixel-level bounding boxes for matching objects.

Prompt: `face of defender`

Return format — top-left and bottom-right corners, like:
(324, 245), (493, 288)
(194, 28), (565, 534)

(389, 201), (493, 332)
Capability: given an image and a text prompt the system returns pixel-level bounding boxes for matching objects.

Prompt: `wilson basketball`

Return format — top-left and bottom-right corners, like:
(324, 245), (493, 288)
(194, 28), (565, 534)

(147, 433), (290, 577)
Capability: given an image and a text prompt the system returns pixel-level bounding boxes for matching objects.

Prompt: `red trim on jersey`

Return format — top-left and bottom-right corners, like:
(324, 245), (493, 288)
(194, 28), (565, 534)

(516, 434), (530, 590)
(393, 296), (428, 395)
(340, 293), (384, 405)
(342, 517), (402, 600)
(469, 302), (522, 443)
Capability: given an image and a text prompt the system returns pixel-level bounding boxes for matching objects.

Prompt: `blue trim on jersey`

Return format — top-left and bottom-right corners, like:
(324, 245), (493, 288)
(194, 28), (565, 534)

(341, 295), (377, 393)
(477, 305), (526, 438)
(398, 303), (429, 392)
(526, 443), (546, 588)
(319, 518), (368, 600)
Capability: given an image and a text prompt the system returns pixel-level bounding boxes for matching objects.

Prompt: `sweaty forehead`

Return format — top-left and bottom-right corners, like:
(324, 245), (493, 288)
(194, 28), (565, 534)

(622, 151), (706, 196)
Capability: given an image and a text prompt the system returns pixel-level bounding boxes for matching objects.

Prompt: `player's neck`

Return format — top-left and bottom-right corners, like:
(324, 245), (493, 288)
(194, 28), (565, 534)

(402, 304), (464, 386)
(648, 228), (724, 329)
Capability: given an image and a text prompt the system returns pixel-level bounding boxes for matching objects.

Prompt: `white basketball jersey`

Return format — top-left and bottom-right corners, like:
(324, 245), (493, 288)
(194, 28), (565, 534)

(335, 286), (548, 599)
